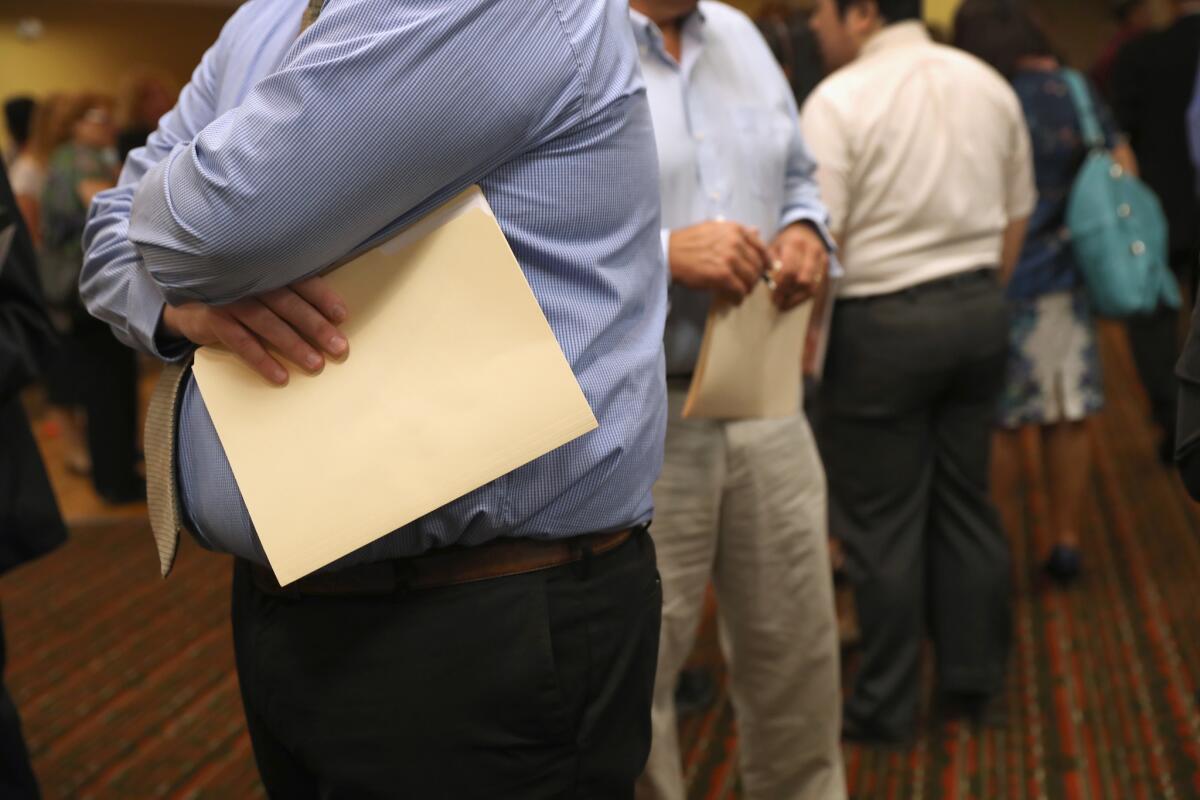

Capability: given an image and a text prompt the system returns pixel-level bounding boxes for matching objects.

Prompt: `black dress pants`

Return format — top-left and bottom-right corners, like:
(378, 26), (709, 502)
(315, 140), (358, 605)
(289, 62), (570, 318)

(231, 529), (661, 799)
(0, 609), (39, 800)
(76, 315), (141, 501)
(817, 270), (1012, 740)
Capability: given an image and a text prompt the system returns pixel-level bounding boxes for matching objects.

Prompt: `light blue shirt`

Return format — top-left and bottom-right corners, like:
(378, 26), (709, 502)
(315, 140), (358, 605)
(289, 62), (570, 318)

(630, 2), (833, 377)
(81, 0), (667, 567)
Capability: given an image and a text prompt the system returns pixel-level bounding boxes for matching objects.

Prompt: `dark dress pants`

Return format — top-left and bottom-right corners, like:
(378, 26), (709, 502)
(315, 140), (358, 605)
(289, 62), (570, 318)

(1126, 249), (1199, 446)
(817, 271), (1012, 740)
(77, 315), (141, 502)
(232, 529), (661, 799)
(0, 609), (39, 800)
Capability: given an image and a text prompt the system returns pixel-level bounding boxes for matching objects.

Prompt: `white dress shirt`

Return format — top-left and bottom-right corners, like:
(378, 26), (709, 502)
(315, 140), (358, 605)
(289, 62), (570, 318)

(800, 22), (1036, 299)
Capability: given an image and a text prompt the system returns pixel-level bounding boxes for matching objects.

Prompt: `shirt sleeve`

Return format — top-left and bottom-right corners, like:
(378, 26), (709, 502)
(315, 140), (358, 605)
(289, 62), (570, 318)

(799, 89), (850, 241)
(80, 22), (231, 361)
(128, 0), (585, 306)
(778, 92), (836, 258)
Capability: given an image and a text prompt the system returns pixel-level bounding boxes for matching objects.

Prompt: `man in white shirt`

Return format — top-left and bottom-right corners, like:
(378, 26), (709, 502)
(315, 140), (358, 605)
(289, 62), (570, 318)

(802, 0), (1035, 744)
(630, 1), (846, 796)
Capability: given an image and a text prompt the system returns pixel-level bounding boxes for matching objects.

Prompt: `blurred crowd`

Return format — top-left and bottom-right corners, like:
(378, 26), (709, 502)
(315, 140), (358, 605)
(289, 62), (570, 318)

(3, 74), (175, 505)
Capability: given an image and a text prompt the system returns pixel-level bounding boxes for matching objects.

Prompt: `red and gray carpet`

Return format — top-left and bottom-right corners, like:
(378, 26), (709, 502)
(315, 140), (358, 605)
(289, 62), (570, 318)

(4, 325), (1199, 799)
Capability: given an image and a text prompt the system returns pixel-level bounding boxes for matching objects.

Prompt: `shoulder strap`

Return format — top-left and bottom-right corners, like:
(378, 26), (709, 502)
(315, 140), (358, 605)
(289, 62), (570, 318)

(1060, 68), (1105, 151)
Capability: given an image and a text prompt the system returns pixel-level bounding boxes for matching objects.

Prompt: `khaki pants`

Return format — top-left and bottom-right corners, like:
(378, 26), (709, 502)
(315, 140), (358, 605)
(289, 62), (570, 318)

(637, 388), (846, 800)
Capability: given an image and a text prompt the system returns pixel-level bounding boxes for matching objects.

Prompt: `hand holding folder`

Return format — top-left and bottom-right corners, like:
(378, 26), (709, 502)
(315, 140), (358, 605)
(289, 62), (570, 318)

(683, 284), (814, 420)
(191, 188), (598, 585)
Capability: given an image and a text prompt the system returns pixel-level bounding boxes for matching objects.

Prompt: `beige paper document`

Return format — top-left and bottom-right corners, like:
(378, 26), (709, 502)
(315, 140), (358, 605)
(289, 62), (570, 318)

(682, 284), (813, 420)
(191, 188), (598, 585)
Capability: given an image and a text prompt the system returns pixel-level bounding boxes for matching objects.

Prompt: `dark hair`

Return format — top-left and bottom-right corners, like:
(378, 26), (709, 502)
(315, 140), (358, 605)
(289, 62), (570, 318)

(953, 0), (1054, 78)
(3, 97), (35, 149)
(835, 0), (923, 24)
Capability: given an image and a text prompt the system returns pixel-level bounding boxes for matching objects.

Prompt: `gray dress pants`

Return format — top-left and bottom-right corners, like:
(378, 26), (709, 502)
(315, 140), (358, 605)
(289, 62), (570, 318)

(817, 269), (1012, 740)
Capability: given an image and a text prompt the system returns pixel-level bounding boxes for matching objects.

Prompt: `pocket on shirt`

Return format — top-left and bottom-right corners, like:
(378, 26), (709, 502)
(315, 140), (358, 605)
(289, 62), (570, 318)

(730, 106), (792, 205)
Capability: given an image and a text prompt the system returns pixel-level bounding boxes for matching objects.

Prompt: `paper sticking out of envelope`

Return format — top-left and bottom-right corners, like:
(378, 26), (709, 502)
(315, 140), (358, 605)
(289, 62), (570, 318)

(191, 187), (598, 585)
(682, 284), (813, 420)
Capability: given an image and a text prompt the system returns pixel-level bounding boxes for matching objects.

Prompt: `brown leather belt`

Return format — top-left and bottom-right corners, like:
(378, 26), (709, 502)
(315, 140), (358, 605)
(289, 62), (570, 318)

(250, 528), (637, 598)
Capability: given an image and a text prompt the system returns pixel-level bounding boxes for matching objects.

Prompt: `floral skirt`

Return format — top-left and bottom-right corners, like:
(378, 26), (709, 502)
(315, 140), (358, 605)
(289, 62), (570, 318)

(998, 290), (1104, 429)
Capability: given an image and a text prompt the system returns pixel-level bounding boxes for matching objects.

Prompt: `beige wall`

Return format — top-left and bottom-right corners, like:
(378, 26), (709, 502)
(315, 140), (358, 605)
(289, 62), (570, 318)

(1, 1), (232, 148)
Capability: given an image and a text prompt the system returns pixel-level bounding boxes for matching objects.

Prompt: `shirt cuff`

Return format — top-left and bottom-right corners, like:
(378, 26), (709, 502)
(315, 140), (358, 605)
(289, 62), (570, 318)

(128, 272), (194, 363)
(660, 228), (671, 273)
(779, 211), (835, 253)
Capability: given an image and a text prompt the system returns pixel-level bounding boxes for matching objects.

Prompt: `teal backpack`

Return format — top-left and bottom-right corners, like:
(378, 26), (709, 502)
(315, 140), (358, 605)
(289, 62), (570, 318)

(1061, 69), (1178, 317)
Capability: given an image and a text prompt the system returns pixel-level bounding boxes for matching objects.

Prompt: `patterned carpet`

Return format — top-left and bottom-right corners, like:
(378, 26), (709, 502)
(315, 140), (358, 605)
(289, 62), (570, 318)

(3, 324), (1199, 798)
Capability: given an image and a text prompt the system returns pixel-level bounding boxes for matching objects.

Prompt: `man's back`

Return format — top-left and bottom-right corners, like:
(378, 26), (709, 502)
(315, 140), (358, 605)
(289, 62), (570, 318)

(1112, 12), (1200, 254)
(801, 22), (1032, 298)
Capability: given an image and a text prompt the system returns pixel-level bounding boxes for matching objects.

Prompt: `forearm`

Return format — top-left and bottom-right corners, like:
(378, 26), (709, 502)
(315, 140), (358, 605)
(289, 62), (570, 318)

(999, 217), (1029, 284)
(128, 0), (579, 306)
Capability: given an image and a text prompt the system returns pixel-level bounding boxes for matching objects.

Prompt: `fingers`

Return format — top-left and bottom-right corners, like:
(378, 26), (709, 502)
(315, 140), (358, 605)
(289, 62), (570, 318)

(229, 298), (326, 375)
(292, 276), (349, 325)
(209, 310), (290, 386)
(259, 285), (349, 359)
(739, 226), (772, 266)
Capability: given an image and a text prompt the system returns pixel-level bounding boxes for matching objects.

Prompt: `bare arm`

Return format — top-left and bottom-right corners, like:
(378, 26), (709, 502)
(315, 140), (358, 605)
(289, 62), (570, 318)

(1112, 141), (1138, 177)
(1000, 217), (1030, 285)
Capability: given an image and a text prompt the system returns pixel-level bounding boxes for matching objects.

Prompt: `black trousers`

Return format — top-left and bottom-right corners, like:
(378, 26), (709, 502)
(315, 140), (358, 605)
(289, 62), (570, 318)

(1126, 249), (1199, 446)
(0, 609), (39, 800)
(78, 316), (141, 501)
(231, 529), (661, 799)
(817, 271), (1012, 739)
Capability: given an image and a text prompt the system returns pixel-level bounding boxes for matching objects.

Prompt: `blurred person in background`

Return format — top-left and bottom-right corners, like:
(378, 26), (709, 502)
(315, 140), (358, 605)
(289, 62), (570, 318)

(1111, 0), (1200, 464)
(629, 1), (845, 796)
(1091, 0), (1150, 99)
(7, 95), (76, 249)
(40, 95), (142, 504)
(115, 70), (175, 161)
(3, 97), (34, 165)
(803, 0), (1035, 744)
(956, 1), (1138, 585)
(0, 161), (70, 800)
(756, 3), (827, 106)
(1176, 59), (1200, 496)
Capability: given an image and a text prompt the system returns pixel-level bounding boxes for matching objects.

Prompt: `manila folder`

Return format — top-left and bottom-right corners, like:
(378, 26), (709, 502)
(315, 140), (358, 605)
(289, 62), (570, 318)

(191, 187), (598, 586)
(682, 284), (813, 420)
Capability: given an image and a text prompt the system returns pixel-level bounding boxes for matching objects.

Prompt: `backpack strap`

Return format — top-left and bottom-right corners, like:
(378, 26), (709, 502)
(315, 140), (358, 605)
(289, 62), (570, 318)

(1060, 68), (1105, 151)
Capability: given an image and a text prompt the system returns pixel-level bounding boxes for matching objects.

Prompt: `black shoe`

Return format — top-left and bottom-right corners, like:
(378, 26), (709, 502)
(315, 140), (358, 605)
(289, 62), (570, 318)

(674, 667), (716, 717)
(936, 690), (1005, 729)
(1043, 545), (1082, 585)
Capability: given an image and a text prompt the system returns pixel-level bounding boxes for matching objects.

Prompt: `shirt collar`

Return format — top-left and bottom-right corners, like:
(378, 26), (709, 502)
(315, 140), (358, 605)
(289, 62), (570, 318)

(628, 5), (707, 61)
(860, 20), (932, 59)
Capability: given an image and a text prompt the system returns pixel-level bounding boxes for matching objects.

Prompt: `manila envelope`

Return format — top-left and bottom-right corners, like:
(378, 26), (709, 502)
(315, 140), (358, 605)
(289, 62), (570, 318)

(683, 284), (813, 420)
(191, 188), (598, 585)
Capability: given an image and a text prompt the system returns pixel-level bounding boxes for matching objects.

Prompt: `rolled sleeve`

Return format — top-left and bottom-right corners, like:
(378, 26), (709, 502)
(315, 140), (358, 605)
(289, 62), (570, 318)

(128, 0), (584, 306)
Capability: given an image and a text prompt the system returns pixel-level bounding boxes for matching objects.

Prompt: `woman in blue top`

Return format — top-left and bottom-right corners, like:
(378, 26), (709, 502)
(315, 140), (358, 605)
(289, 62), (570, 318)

(956, 2), (1138, 584)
